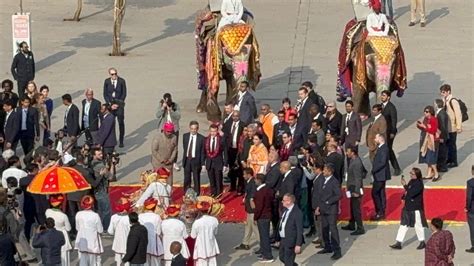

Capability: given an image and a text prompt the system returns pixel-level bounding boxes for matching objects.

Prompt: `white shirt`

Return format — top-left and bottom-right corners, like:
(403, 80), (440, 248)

(231, 121), (240, 148)
(139, 212), (164, 256)
(323, 175), (333, 185)
(256, 183), (266, 191)
(191, 215), (220, 259)
(366, 12), (390, 36)
(64, 104), (72, 127)
(162, 218), (190, 260)
(187, 134), (197, 158)
(4, 110), (12, 130)
(21, 108), (27, 130)
(289, 124), (296, 136)
(234, 91), (247, 111)
(1, 167), (27, 188)
(75, 210), (104, 253)
(279, 204), (295, 238)
(107, 213), (130, 254)
(374, 113), (382, 122)
(136, 181), (172, 208)
(83, 100), (91, 128)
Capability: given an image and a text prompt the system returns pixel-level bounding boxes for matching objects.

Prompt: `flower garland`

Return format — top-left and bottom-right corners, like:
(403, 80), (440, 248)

(205, 135), (222, 158)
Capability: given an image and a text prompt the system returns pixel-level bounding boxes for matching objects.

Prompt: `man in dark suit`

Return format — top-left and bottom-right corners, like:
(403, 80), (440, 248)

(265, 152), (282, 241)
(103, 67), (127, 147)
(466, 166), (474, 253)
(62, 94), (80, 147)
(0, 100), (20, 150)
(302, 81), (326, 113)
(277, 161), (297, 204)
(223, 111), (244, 192)
(435, 99), (449, 173)
(205, 124), (228, 196)
(341, 100), (362, 151)
(122, 212), (148, 265)
(296, 87), (314, 133)
(287, 113), (305, 150)
(170, 241), (187, 266)
(11, 42), (35, 99)
(326, 143), (344, 184)
(96, 104), (117, 155)
(278, 193), (303, 266)
(342, 146), (366, 235)
(234, 81), (257, 125)
(325, 101), (343, 137)
(17, 97), (39, 155)
(32, 218), (65, 266)
(313, 163), (342, 260)
(182, 121), (206, 195)
(253, 174), (275, 263)
(81, 88), (102, 142)
(273, 111), (290, 149)
(371, 133), (391, 220)
(381, 90), (401, 175)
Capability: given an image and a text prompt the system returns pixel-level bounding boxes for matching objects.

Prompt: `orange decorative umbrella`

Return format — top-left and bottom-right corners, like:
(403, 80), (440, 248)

(28, 166), (91, 195)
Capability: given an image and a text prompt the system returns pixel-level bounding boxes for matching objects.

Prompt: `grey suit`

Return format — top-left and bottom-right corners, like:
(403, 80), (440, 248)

(346, 156), (365, 229)
(341, 112), (362, 149)
(236, 91), (257, 125)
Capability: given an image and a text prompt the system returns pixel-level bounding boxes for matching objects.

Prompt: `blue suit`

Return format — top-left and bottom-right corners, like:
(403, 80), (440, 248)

(96, 113), (117, 151)
(371, 143), (391, 216)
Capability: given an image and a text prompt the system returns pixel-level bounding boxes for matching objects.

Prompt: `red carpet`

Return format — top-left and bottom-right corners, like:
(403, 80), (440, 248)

(109, 185), (467, 223)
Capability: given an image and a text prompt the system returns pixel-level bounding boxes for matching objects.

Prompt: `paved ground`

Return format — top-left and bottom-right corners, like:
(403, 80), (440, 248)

(0, 0), (473, 265)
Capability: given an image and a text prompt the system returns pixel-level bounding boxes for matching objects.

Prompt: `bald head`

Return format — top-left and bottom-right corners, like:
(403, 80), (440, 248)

(279, 161), (291, 174)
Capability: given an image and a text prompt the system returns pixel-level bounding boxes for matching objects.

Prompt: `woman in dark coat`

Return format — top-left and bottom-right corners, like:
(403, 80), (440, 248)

(390, 168), (428, 250)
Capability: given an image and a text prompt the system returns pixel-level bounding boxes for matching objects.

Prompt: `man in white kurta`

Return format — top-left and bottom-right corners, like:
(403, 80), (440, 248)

(162, 205), (190, 266)
(45, 194), (72, 266)
(366, 3), (390, 36)
(108, 199), (131, 266)
(75, 196), (104, 266)
(191, 205), (220, 266)
(136, 168), (172, 208)
(138, 198), (165, 266)
(218, 0), (244, 30)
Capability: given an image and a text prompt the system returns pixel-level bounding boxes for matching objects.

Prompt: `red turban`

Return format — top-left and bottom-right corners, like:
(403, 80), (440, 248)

(80, 195), (95, 210)
(196, 201), (212, 213)
(166, 204), (181, 217)
(163, 122), (175, 133)
(115, 198), (131, 213)
(49, 194), (65, 207)
(144, 197), (158, 210)
(156, 167), (171, 180)
(370, 0), (381, 10)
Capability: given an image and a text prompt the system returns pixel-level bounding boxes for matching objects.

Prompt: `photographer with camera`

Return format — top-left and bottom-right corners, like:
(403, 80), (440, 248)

(89, 147), (113, 230)
(0, 188), (19, 265)
(156, 93), (181, 171)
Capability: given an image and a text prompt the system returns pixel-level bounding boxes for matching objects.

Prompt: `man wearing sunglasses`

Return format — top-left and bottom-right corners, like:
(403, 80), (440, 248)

(103, 68), (127, 148)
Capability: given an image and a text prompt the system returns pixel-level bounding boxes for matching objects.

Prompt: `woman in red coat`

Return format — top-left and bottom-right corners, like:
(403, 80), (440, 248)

(417, 106), (439, 181)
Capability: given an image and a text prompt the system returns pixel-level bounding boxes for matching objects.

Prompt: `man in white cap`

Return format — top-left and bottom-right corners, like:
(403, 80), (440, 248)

(217, 0), (244, 30)
(191, 202), (220, 266)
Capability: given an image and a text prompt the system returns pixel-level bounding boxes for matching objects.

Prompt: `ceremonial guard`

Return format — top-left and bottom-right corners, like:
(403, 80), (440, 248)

(162, 205), (190, 266)
(151, 121), (178, 185)
(191, 202), (220, 266)
(75, 195), (104, 266)
(45, 194), (72, 266)
(139, 197), (165, 266)
(108, 198), (132, 266)
(136, 167), (172, 208)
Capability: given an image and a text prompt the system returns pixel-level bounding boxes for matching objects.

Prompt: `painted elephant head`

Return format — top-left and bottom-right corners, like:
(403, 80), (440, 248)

(364, 36), (399, 95)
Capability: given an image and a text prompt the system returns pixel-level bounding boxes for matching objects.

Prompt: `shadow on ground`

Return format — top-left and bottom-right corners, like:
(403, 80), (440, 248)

(63, 31), (130, 48)
(36, 51), (77, 72)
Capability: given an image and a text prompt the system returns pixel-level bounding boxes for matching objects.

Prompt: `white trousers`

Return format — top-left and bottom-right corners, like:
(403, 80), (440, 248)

(61, 250), (70, 266)
(144, 254), (162, 266)
(195, 257), (217, 266)
(410, 0), (426, 23)
(396, 210), (425, 242)
(79, 252), (102, 266)
(114, 253), (129, 266)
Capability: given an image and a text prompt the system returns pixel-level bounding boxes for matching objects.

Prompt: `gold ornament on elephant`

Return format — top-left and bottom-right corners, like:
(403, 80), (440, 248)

(218, 24), (252, 56)
(367, 36), (399, 65)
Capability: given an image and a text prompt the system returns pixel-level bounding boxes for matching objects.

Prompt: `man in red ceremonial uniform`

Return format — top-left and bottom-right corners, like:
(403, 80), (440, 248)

(205, 124), (228, 197)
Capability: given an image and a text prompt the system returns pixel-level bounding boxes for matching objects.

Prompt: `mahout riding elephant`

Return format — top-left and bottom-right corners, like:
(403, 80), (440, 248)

(336, 18), (407, 118)
(195, 6), (261, 122)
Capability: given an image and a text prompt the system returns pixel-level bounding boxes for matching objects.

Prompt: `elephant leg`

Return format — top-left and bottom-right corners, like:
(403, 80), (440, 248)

(351, 83), (371, 118)
(196, 89), (208, 113)
(224, 68), (238, 104)
(206, 91), (222, 122)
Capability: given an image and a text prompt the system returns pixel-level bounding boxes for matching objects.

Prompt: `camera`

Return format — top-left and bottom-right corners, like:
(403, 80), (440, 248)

(54, 129), (65, 140)
(6, 177), (22, 210)
(105, 151), (121, 166)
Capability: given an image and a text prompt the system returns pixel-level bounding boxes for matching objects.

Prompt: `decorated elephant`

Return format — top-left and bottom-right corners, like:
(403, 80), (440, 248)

(336, 18), (407, 118)
(195, 6), (261, 122)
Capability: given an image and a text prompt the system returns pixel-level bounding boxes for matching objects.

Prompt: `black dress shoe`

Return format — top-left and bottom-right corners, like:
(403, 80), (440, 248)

(389, 242), (402, 250)
(305, 228), (316, 237)
(331, 252), (342, 260)
(317, 249), (333, 254)
(447, 162), (458, 168)
(119, 143), (124, 148)
(465, 247), (474, 253)
(408, 22), (416, 26)
(234, 244), (250, 250)
(437, 168), (448, 173)
(393, 169), (402, 176)
(350, 229), (365, 235)
(417, 241), (426, 250)
(341, 225), (355, 231)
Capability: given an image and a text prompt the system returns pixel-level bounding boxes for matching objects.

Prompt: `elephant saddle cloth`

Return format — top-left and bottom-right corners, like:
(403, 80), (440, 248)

(366, 36), (399, 65)
(218, 24), (253, 56)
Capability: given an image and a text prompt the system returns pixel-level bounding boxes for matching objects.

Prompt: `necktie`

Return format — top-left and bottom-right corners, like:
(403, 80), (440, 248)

(187, 136), (194, 158)
(279, 209), (288, 231)
(211, 137), (215, 153)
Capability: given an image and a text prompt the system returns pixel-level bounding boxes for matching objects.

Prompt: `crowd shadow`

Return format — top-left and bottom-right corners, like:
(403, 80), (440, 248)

(116, 155), (149, 180)
(80, 3), (113, 20)
(124, 13), (195, 52)
(36, 51), (77, 72)
(86, 0), (176, 9)
(63, 31), (131, 48)
(122, 120), (157, 154)
(458, 138), (474, 165)
(393, 5), (410, 21)
(425, 7), (450, 25)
